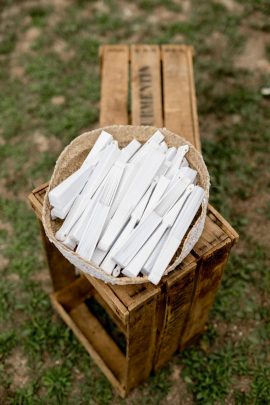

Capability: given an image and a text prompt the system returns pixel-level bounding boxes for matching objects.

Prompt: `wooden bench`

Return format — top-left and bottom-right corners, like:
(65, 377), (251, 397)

(28, 44), (238, 397)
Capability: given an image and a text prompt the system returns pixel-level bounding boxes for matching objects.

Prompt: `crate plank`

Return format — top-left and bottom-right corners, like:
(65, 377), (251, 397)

(180, 238), (232, 349)
(111, 282), (159, 311)
(130, 44), (163, 127)
(192, 215), (230, 258)
(51, 295), (126, 397)
(70, 303), (126, 382)
(84, 274), (129, 324)
(208, 204), (239, 243)
(154, 261), (196, 369)
(161, 45), (201, 151)
(100, 45), (129, 126)
(55, 275), (93, 311)
(39, 220), (76, 291)
(126, 293), (158, 391)
(92, 290), (127, 336)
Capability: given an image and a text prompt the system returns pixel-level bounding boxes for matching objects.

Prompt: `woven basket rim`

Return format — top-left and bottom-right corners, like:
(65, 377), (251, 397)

(42, 125), (210, 285)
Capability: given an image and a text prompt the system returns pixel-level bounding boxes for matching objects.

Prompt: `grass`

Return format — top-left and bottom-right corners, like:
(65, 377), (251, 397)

(0, 0), (270, 403)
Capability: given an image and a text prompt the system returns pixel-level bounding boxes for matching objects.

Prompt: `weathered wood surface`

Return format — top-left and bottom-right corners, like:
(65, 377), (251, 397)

(161, 45), (201, 150)
(55, 275), (92, 311)
(99, 45), (129, 126)
(180, 239), (232, 349)
(125, 291), (159, 391)
(154, 257), (196, 369)
(39, 218), (76, 291)
(85, 274), (129, 325)
(130, 44), (163, 127)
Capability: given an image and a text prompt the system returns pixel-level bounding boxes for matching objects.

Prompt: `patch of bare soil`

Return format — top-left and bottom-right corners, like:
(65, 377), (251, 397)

(234, 31), (270, 74)
(52, 39), (75, 61)
(5, 348), (30, 391)
(32, 131), (62, 153)
(10, 65), (26, 81)
(0, 219), (13, 238)
(205, 31), (228, 57)
(51, 95), (66, 106)
(15, 27), (41, 54)
(213, 319), (259, 345)
(215, 0), (244, 13)
(0, 254), (9, 271)
(147, 5), (189, 24)
(161, 364), (194, 405)
(234, 190), (270, 249)
(225, 376), (252, 404)
(120, 2), (141, 20)
(31, 268), (52, 293)
(10, 26), (40, 81)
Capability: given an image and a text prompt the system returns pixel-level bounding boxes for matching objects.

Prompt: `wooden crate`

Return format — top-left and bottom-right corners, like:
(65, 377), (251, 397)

(28, 44), (238, 397)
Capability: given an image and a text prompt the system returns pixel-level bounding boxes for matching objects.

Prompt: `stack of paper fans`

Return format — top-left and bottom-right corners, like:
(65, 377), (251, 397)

(44, 126), (209, 285)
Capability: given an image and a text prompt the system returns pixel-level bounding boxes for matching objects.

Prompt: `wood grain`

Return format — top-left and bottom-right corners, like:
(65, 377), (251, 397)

(55, 275), (92, 311)
(180, 238), (232, 349)
(39, 220), (76, 291)
(125, 292), (159, 391)
(154, 260), (196, 369)
(99, 45), (129, 126)
(161, 45), (201, 151)
(131, 44), (163, 126)
(84, 274), (129, 324)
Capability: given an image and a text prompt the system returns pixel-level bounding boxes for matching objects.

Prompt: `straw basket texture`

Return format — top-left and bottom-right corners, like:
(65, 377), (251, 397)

(42, 125), (210, 285)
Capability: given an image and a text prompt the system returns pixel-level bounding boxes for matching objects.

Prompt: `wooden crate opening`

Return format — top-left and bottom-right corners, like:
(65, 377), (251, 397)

(51, 276), (127, 394)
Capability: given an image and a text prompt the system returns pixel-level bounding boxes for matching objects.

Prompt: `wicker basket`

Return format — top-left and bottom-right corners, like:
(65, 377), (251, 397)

(42, 125), (210, 285)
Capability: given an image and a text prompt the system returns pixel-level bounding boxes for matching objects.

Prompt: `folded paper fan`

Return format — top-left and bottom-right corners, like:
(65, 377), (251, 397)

(42, 125), (210, 285)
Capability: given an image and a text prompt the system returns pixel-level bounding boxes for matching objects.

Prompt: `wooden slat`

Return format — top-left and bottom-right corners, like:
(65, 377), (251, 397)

(84, 274), (129, 325)
(125, 292), (158, 391)
(99, 45), (129, 126)
(192, 215), (230, 259)
(208, 204), (239, 243)
(51, 295), (126, 397)
(154, 260), (196, 369)
(55, 275), (93, 311)
(161, 45), (201, 151)
(39, 220), (77, 291)
(92, 290), (127, 336)
(111, 282), (159, 311)
(130, 44), (163, 127)
(180, 238), (232, 349)
(70, 303), (126, 383)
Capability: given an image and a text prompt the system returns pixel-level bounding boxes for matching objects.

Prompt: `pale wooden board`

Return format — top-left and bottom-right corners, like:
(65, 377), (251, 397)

(130, 44), (163, 127)
(99, 45), (129, 126)
(161, 45), (201, 151)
